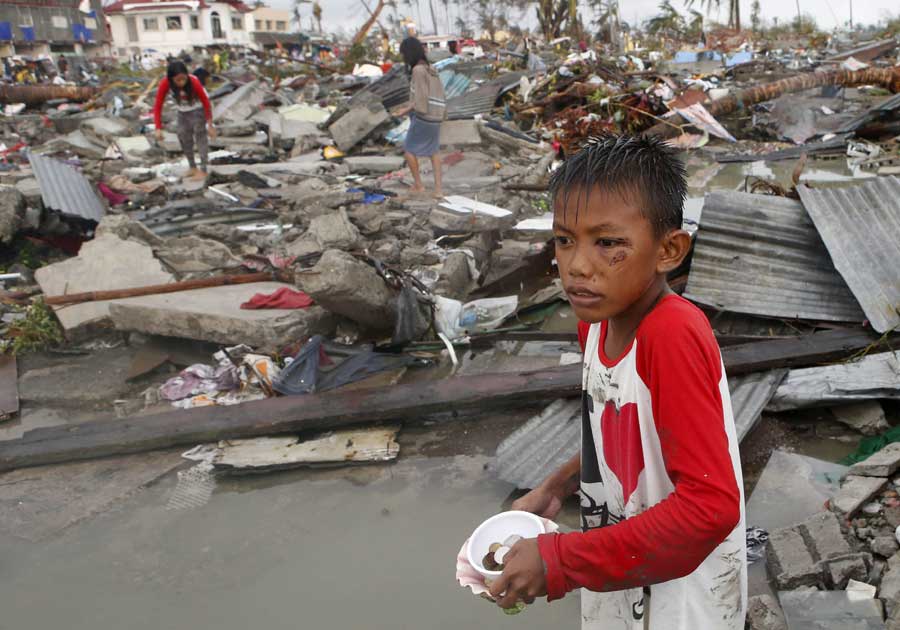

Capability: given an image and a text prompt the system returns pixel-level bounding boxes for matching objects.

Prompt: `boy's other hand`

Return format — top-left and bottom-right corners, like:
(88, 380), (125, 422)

(489, 538), (548, 609)
(511, 486), (562, 520)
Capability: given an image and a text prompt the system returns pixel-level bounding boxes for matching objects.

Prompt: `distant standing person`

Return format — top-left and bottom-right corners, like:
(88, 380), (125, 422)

(391, 37), (446, 198)
(152, 60), (216, 180)
(57, 55), (68, 79)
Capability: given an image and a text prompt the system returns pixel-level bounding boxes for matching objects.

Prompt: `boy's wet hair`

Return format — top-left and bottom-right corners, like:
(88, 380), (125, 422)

(549, 133), (687, 237)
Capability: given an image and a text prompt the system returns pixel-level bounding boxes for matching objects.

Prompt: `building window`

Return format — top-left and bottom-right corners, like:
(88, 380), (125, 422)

(276, 20), (286, 31)
(265, 20), (272, 30)
(255, 19), (262, 30)
(51, 15), (69, 29)
(211, 12), (223, 38)
(118, 47), (127, 56)
(232, 16), (243, 30)
(143, 17), (159, 31)
(166, 16), (182, 30)
(19, 13), (34, 27)
(190, 15), (200, 29)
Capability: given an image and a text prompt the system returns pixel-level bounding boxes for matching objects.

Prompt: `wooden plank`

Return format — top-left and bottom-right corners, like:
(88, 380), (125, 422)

(0, 364), (583, 472)
(721, 328), (891, 376)
(0, 355), (18, 420)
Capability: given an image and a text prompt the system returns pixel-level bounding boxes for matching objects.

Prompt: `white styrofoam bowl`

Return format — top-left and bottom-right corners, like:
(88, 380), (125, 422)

(466, 510), (546, 579)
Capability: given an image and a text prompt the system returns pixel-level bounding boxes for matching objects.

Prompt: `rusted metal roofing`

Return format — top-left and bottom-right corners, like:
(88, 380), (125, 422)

(492, 370), (785, 489)
(684, 190), (865, 324)
(797, 177), (900, 334)
(27, 152), (105, 223)
(827, 38), (898, 62)
(835, 93), (900, 134)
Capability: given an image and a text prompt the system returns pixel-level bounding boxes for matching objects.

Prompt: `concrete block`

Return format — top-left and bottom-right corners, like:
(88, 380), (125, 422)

(833, 475), (889, 515)
(35, 233), (175, 338)
(851, 443), (900, 478)
(109, 282), (335, 352)
(874, 536), (900, 558)
(298, 249), (396, 331)
(434, 251), (474, 300)
(767, 527), (819, 589)
(328, 103), (390, 152)
(439, 119), (482, 146)
(154, 236), (242, 275)
(823, 554), (869, 589)
(344, 156), (405, 174)
(747, 594), (788, 630)
(306, 208), (361, 250)
(831, 400), (890, 435)
(0, 185), (25, 245)
(803, 511), (852, 559)
(217, 120), (257, 137)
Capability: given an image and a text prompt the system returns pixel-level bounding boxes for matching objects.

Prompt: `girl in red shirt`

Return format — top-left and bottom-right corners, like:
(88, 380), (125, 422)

(153, 60), (216, 180)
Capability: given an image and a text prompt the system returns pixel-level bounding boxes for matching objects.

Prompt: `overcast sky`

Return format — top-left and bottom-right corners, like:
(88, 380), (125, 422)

(272, 0), (897, 36)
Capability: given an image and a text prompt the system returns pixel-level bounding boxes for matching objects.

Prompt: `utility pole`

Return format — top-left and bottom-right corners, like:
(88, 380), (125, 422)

(795, 0), (801, 30)
(849, 0), (853, 29)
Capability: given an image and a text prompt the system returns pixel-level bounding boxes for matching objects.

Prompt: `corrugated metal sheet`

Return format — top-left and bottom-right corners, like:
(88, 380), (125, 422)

(835, 93), (900, 134)
(440, 69), (472, 99)
(492, 371), (786, 489)
(768, 351), (900, 411)
(491, 398), (580, 490)
(349, 65), (410, 110)
(797, 176), (900, 334)
(27, 152), (105, 223)
(684, 191), (865, 323)
(731, 370), (789, 441)
(446, 72), (527, 120)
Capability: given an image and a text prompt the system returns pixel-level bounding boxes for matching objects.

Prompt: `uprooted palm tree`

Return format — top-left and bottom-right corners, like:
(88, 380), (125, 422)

(646, 0), (687, 39)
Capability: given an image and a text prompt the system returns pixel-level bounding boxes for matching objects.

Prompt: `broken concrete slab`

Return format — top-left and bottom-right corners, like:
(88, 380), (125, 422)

(747, 450), (848, 532)
(343, 155), (405, 174)
(213, 80), (266, 124)
(40, 129), (106, 159)
(0, 449), (181, 542)
(35, 232), (176, 338)
(873, 536), (900, 558)
(747, 594), (788, 630)
(95, 214), (165, 248)
(210, 131), (269, 148)
(768, 511), (853, 589)
(851, 443), (900, 478)
(80, 115), (131, 143)
(328, 102), (390, 152)
(832, 475), (889, 515)
(108, 282), (335, 353)
(440, 119), (482, 146)
(154, 236), (243, 275)
(298, 250), (396, 331)
(13, 177), (41, 207)
(0, 185), (26, 245)
(881, 552), (900, 616)
(434, 251), (474, 300)
(832, 401), (890, 437)
(114, 135), (153, 161)
(429, 205), (514, 233)
(16, 347), (139, 407)
(217, 120), (257, 137)
(778, 589), (885, 630)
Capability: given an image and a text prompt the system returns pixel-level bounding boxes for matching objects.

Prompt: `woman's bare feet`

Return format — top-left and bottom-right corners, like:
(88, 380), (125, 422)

(185, 167), (199, 178)
(432, 189), (444, 199)
(191, 170), (208, 180)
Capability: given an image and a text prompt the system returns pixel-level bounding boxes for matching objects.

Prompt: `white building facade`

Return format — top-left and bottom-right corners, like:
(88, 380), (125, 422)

(105, 0), (253, 57)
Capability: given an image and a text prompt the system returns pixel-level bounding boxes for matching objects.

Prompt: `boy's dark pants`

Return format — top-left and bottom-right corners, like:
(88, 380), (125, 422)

(176, 108), (208, 171)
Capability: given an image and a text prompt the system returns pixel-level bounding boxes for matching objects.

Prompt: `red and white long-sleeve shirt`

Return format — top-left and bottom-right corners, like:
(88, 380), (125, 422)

(538, 294), (746, 630)
(152, 75), (212, 130)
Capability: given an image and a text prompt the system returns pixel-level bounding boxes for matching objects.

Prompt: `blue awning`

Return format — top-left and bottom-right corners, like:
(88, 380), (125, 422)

(0, 21), (12, 41)
(20, 25), (35, 42)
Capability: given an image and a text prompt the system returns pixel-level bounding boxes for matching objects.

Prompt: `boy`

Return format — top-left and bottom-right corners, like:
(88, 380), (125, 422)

(488, 135), (746, 629)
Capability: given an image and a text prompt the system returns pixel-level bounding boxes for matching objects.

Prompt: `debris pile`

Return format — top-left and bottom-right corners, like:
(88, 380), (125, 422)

(0, 27), (899, 626)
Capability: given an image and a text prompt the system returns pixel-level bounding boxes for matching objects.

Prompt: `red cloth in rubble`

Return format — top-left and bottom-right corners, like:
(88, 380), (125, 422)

(240, 287), (314, 310)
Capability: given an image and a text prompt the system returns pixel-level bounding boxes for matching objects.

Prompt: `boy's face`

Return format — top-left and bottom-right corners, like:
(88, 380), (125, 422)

(553, 186), (684, 323)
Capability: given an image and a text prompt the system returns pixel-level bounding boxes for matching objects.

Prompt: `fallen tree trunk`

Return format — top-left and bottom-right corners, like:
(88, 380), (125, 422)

(645, 67), (900, 138)
(0, 328), (894, 471)
(43, 271), (281, 306)
(0, 85), (99, 106)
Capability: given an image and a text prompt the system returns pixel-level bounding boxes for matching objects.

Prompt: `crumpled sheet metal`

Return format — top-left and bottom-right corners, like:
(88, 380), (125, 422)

(767, 351), (900, 411)
(798, 176), (900, 334)
(27, 152), (105, 222)
(684, 191), (865, 323)
(731, 369), (789, 442)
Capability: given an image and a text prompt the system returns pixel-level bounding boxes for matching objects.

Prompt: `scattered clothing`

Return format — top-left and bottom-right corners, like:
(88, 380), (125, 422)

(240, 287), (314, 310)
(97, 183), (128, 206)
